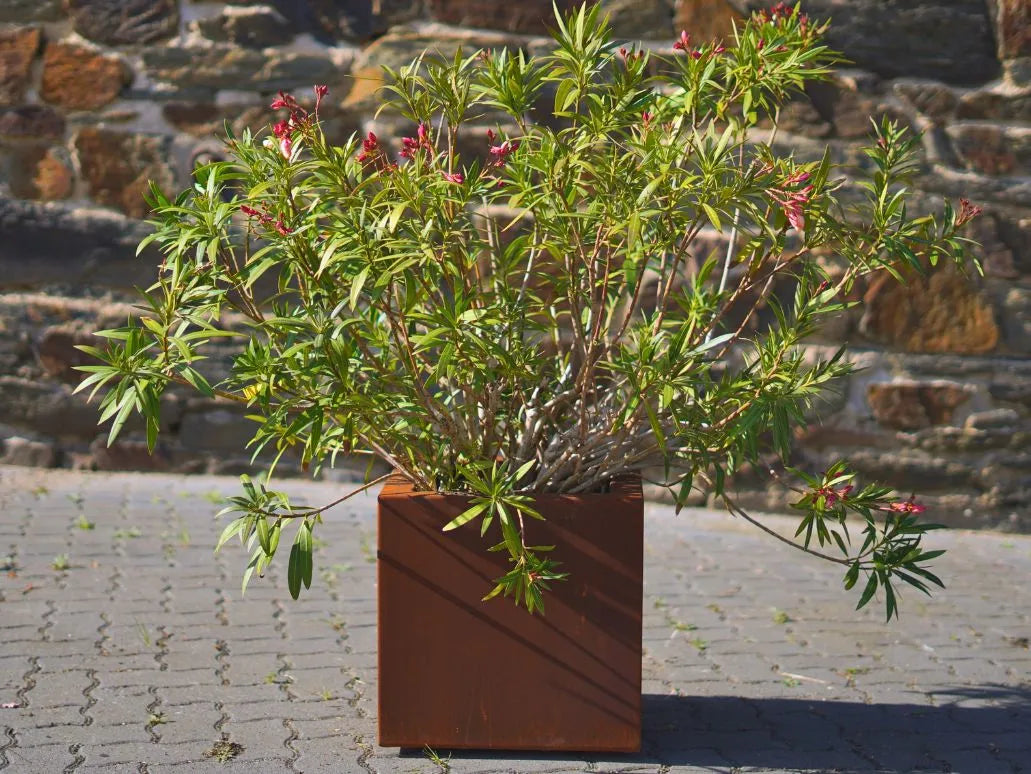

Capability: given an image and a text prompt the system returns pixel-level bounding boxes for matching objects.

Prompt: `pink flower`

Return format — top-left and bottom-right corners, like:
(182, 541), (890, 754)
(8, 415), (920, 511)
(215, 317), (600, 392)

(785, 170), (811, 186)
(313, 84), (328, 112)
(270, 90), (309, 124)
(641, 111), (653, 131)
(757, 38), (766, 51)
(357, 131), (379, 162)
(272, 119), (293, 158)
(488, 140), (519, 167)
(713, 44), (726, 55)
(399, 136), (420, 160)
(956, 198), (983, 227)
(691, 49), (702, 59)
(883, 498), (926, 515)
(441, 171), (464, 184)
(270, 91), (295, 111)
(769, 184), (812, 231)
(486, 128), (496, 145)
(815, 484), (853, 507)
(399, 122), (433, 160)
(618, 46), (643, 63)
(673, 30), (691, 52)
(240, 203), (273, 227)
(275, 217), (292, 236)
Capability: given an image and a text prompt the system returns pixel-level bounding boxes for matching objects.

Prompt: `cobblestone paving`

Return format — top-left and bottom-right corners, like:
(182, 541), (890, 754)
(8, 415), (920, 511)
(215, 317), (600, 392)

(0, 466), (1028, 773)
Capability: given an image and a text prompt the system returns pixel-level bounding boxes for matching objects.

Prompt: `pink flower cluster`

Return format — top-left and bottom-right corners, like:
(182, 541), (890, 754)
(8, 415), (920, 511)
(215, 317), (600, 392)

(955, 198), (983, 227)
(486, 130), (519, 168)
(756, 2), (808, 28)
(268, 85), (328, 159)
(882, 498), (926, 515)
(618, 46), (643, 63)
(672, 30), (726, 59)
(400, 122), (433, 160)
(240, 204), (291, 236)
(272, 120), (293, 159)
(766, 169), (812, 232)
(357, 131), (380, 163)
(815, 484), (853, 507)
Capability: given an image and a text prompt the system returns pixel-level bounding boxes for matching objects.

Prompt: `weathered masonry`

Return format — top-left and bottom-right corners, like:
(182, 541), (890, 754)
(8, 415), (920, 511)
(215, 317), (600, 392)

(0, 1), (1028, 529)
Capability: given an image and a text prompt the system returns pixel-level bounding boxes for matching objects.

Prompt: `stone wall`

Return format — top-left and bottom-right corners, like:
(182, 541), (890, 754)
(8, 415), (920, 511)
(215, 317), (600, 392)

(0, 0), (1029, 528)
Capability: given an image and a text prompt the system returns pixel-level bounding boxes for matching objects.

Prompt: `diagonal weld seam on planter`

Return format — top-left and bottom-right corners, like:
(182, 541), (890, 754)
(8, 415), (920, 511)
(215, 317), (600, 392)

(377, 474), (643, 752)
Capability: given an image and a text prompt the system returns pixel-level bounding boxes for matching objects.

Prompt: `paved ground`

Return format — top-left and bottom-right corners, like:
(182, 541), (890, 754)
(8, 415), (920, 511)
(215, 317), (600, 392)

(0, 465), (1028, 774)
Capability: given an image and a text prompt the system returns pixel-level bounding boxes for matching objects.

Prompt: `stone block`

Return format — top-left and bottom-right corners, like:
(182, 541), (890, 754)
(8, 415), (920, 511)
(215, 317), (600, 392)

(426, 0), (583, 34)
(989, 0), (1031, 60)
(1000, 284), (1031, 354)
(345, 26), (529, 111)
(0, 435), (58, 467)
(808, 71), (903, 140)
(178, 408), (258, 454)
(7, 145), (74, 201)
(36, 324), (97, 381)
(142, 45), (340, 92)
(0, 25), (40, 106)
(858, 266), (999, 355)
(946, 122), (1031, 176)
(65, 0), (178, 46)
(956, 89), (1031, 122)
(893, 80), (958, 124)
(40, 42), (131, 111)
(737, 0), (1000, 85)
(263, 0), (410, 42)
(74, 128), (173, 219)
(1006, 56), (1031, 85)
(866, 382), (973, 431)
(965, 212), (1021, 279)
(0, 199), (159, 289)
(0, 0), (63, 22)
(846, 450), (975, 491)
(964, 408), (1021, 429)
(602, 0), (674, 39)
(0, 104), (65, 142)
(195, 7), (295, 49)
(0, 376), (106, 439)
(991, 379), (1031, 406)
(673, 0), (741, 43)
(89, 436), (172, 471)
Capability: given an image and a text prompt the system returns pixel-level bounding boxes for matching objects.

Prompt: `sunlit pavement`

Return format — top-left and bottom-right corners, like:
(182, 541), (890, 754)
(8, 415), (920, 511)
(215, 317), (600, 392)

(1, 465), (1028, 773)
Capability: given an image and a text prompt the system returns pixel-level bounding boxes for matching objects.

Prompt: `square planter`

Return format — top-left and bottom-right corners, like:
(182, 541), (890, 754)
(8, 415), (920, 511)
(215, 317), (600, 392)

(377, 474), (643, 752)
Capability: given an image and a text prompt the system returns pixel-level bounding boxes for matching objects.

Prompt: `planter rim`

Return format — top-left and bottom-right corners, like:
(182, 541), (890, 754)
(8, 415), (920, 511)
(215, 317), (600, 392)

(379, 472), (643, 500)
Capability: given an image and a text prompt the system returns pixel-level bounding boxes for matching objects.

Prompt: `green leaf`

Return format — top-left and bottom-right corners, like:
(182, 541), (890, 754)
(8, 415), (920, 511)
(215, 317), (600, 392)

(443, 501), (489, 531)
(701, 203), (722, 231)
(256, 516), (272, 556)
(287, 521), (314, 600)
(350, 265), (370, 310)
(856, 573), (878, 611)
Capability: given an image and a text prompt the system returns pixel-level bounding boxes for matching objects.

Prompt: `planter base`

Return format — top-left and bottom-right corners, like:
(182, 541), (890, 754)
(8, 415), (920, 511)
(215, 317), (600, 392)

(377, 475), (643, 752)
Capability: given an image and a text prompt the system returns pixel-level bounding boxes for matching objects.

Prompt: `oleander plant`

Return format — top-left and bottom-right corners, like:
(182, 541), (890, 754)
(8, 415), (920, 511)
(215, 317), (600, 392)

(78, 2), (982, 618)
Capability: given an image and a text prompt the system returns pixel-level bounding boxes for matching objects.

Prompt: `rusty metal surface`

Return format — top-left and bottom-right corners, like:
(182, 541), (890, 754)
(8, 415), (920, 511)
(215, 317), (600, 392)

(377, 475), (644, 752)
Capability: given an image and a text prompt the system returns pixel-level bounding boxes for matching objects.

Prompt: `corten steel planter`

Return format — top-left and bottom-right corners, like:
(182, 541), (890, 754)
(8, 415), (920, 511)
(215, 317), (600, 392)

(377, 474), (643, 752)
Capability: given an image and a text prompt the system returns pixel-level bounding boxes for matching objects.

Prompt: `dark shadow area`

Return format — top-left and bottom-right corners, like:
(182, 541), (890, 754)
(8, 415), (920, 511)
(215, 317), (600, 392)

(399, 686), (1031, 771)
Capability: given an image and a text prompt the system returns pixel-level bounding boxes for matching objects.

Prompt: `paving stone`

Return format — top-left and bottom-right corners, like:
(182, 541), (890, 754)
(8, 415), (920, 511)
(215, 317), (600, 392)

(1, 467), (1030, 772)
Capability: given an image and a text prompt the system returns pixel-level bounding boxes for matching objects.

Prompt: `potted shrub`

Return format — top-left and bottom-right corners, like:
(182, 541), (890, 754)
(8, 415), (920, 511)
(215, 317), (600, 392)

(78, 1), (981, 753)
